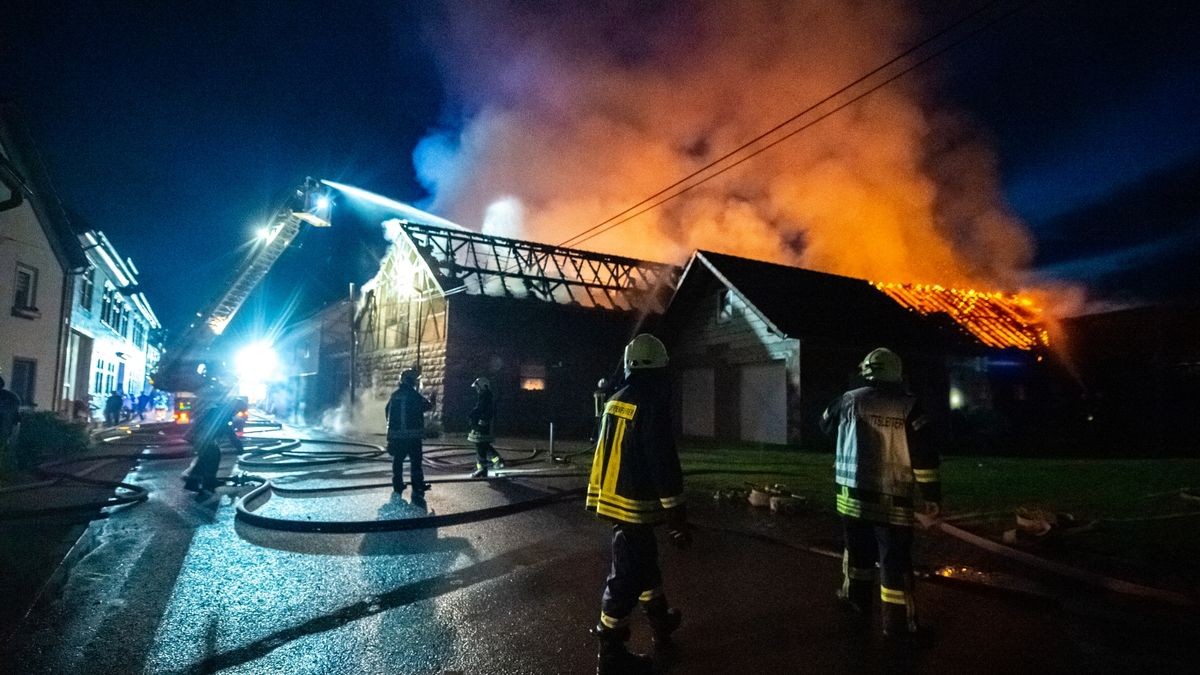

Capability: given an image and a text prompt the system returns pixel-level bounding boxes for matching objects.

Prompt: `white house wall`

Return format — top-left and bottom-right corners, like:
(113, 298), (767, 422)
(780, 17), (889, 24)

(0, 154), (67, 410)
(671, 274), (801, 444)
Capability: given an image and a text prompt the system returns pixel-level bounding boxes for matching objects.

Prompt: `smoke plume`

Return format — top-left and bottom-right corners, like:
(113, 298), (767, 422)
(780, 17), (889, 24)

(412, 0), (1038, 290)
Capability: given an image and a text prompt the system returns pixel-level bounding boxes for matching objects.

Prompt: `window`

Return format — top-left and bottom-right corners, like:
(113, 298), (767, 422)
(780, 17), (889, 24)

(100, 288), (114, 326)
(105, 361), (116, 393)
(520, 363), (547, 391)
(132, 321), (145, 348)
(79, 268), (95, 312)
(13, 264), (38, 312)
(118, 304), (129, 336)
(94, 359), (105, 393)
(716, 288), (735, 325)
(11, 358), (36, 407)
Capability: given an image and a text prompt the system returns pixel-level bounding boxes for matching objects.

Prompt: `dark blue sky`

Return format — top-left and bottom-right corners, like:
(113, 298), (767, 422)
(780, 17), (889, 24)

(2, 0), (1198, 338)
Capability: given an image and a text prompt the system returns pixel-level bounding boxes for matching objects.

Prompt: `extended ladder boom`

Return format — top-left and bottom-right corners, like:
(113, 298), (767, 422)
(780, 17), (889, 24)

(154, 178), (330, 392)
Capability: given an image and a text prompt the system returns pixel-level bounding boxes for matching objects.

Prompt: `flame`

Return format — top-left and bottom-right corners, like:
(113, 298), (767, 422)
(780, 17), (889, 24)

(874, 282), (1050, 351)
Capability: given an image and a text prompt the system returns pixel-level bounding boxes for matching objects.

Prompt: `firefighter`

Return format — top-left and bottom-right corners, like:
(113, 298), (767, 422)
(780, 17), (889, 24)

(467, 377), (505, 478)
(385, 368), (434, 498)
(821, 348), (940, 640)
(587, 333), (690, 675)
(182, 379), (244, 499)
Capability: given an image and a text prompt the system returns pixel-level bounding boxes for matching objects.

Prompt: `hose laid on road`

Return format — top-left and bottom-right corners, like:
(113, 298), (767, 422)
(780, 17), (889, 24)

(930, 519), (1196, 607)
(235, 478), (587, 533)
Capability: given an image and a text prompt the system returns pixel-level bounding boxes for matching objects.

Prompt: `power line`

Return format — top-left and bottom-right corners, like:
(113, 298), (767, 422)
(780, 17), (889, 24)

(558, 0), (1033, 250)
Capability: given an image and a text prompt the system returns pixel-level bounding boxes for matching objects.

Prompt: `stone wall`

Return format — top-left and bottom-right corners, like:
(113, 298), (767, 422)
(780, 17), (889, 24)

(356, 340), (448, 428)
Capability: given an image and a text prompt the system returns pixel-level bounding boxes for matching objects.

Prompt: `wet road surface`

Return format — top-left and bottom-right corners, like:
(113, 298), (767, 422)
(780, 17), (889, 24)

(4, 435), (1197, 674)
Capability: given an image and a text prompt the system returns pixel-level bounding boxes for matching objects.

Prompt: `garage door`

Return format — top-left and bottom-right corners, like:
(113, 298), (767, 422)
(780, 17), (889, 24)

(679, 368), (715, 438)
(739, 361), (787, 444)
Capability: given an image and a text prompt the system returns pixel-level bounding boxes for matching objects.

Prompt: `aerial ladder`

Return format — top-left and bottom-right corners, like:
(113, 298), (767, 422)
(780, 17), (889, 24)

(152, 177), (331, 395)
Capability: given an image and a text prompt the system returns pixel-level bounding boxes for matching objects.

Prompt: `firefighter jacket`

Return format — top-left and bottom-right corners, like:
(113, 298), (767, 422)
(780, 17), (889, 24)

(467, 389), (495, 443)
(385, 384), (432, 442)
(186, 396), (244, 453)
(587, 374), (684, 525)
(822, 382), (939, 526)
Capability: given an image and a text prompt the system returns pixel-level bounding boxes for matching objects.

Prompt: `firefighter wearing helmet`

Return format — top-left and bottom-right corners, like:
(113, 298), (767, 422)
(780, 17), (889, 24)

(468, 376), (505, 477)
(182, 376), (244, 499)
(385, 367), (434, 500)
(821, 348), (941, 640)
(587, 333), (689, 674)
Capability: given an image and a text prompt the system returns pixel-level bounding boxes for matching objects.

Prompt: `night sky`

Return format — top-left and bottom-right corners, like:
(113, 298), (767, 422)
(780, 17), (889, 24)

(2, 1), (1198, 345)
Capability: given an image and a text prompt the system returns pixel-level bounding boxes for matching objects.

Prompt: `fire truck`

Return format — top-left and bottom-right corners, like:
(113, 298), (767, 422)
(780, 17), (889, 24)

(155, 178), (332, 420)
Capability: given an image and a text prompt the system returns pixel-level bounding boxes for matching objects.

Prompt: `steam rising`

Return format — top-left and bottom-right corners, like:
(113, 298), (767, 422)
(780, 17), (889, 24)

(414, 0), (1040, 290)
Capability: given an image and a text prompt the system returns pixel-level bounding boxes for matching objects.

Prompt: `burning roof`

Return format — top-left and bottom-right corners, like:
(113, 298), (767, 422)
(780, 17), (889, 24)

(873, 283), (1049, 351)
(391, 221), (680, 312)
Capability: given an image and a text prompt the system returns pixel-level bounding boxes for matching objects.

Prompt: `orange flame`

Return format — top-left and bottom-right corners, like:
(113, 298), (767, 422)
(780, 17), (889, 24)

(874, 282), (1050, 351)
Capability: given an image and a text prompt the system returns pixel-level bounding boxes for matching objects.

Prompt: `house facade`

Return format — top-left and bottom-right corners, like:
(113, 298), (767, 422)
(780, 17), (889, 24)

(65, 230), (161, 418)
(0, 103), (88, 413)
(659, 251), (1052, 449)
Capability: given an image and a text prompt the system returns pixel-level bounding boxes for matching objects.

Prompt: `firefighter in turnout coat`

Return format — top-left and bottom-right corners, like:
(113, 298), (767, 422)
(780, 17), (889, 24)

(587, 333), (690, 675)
(182, 380), (244, 498)
(468, 377), (505, 478)
(385, 368), (434, 498)
(822, 348), (940, 639)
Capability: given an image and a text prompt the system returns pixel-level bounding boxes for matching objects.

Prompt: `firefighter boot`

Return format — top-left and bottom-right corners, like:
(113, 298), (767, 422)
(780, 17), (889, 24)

(836, 579), (873, 622)
(881, 599), (924, 643)
(647, 607), (681, 647)
(471, 464), (488, 479)
(593, 624), (653, 675)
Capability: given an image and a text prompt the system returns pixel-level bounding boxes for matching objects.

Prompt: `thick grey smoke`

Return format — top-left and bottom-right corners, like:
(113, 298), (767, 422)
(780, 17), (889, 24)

(412, 0), (1038, 290)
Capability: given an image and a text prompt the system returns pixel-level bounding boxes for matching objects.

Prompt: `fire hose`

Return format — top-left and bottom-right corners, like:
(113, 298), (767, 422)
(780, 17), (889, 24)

(0, 424), (580, 529)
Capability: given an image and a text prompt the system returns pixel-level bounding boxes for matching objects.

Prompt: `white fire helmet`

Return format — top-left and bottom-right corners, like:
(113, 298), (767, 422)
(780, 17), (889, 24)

(859, 348), (902, 383)
(472, 377), (491, 391)
(624, 334), (669, 374)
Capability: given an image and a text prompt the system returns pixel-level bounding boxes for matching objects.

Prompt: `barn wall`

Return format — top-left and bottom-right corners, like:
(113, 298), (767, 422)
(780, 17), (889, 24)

(443, 294), (636, 438)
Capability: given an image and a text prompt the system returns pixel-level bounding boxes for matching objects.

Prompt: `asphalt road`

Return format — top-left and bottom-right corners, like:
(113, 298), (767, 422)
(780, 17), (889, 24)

(3, 435), (1197, 674)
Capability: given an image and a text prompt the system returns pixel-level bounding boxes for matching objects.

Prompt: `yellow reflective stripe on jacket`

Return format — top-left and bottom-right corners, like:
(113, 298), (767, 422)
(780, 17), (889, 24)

(881, 586), (908, 605)
(587, 487), (662, 511)
(600, 418), (628, 496)
(837, 487), (913, 526)
(605, 400), (637, 420)
(587, 500), (667, 524)
(913, 468), (940, 483)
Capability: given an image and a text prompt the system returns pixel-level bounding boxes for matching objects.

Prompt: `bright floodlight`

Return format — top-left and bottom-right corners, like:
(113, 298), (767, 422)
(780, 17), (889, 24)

(315, 195), (331, 210)
(256, 227), (271, 240)
(234, 341), (278, 401)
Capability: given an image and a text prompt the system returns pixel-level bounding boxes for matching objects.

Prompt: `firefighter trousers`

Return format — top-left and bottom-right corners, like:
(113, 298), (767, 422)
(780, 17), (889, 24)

(184, 441), (222, 491)
(388, 438), (424, 491)
(841, 516), (917, 632)
(599, 523), (670, 629)
(473, 441), (503, 470)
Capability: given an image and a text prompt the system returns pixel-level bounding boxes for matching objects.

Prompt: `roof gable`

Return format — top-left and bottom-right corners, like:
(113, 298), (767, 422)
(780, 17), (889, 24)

(675, 251), (1017, 354)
